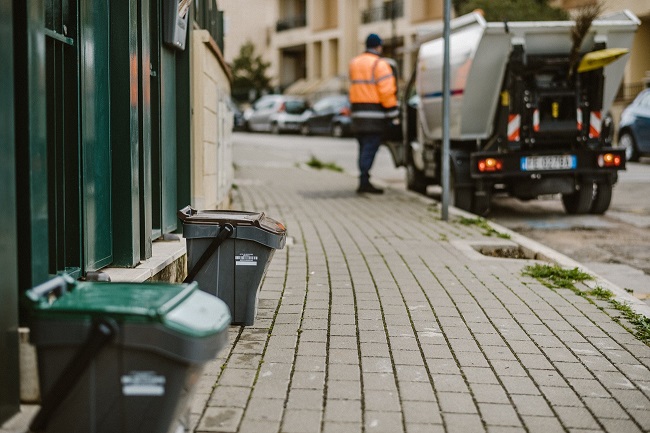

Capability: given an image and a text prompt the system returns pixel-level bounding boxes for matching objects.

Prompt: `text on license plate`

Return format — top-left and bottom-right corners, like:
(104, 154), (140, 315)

(520, 155), (576, 171)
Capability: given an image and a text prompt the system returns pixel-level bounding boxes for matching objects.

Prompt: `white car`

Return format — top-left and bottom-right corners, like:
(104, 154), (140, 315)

(243, 95), (308, 134)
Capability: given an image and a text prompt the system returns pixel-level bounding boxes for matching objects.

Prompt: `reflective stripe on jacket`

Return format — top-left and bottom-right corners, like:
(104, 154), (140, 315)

(349, 51), (397, 134)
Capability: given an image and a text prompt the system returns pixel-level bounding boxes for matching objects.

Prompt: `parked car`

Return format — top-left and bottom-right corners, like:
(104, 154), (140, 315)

(243, 95), (308, 134)
(618, 88), (650, 162)
(300, 94), (352, 138)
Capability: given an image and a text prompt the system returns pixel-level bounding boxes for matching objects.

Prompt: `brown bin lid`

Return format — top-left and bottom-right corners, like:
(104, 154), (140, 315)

(178, 206), (285, 234)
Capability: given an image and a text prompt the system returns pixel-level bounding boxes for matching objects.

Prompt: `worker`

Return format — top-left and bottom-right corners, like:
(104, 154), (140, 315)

(349, 33), (398, 194)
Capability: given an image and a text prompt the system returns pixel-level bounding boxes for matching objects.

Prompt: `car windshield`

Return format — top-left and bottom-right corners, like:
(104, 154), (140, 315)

(284, 100), (307, 114)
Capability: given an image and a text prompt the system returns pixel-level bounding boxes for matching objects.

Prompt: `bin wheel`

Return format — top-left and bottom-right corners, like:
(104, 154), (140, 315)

(590, 181), (612, 214)
(562, 180), (594, 214)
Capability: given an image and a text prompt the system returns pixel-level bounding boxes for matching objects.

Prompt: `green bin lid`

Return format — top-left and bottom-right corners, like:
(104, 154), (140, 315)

(30, 281), (230, 338)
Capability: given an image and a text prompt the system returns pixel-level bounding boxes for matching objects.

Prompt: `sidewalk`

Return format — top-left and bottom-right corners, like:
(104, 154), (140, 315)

(4, 163), (649, 433)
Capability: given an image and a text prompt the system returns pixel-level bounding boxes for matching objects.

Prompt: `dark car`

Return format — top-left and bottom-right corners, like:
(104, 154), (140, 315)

(300, 94), (352, 138)
(618, 88), (650, 162)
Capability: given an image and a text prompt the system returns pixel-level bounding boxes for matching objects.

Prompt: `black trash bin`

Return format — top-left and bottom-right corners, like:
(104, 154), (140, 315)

(178, 206), (286, 326)
(25, 275), (231, 433)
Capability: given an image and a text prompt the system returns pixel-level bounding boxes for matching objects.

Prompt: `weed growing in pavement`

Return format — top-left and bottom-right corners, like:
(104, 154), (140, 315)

(306, 156), (343, 172)
(523, 264), (650, 345)
(523, 263), (592, 289)
(458, 217), (511, 239)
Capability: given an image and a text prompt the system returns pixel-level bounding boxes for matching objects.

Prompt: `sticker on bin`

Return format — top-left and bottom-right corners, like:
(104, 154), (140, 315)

(121, 371), (166, 396)
(236, 253), (258, 266)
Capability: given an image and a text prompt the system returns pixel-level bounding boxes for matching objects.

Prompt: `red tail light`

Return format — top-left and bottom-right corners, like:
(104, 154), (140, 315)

(277, 102), (286, 113)
(340, 106), (351, 116)
(478, 158), (503, 172)
(598, 153), (621, 167)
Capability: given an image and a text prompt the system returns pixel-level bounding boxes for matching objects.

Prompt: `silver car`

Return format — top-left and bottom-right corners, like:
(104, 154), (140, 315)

(243, 95), (308, 134)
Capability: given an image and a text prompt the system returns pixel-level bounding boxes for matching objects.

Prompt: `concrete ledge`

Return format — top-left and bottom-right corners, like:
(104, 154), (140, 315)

(101, 238), (187, 283)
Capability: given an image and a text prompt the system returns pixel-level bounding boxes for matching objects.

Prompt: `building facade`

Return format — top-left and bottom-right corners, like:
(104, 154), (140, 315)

(1, 0), (233, 422)
(222, 0), (649, 103)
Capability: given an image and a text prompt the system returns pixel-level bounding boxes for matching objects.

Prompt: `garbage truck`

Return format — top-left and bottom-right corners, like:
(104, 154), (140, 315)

(387, 10), (640, 215)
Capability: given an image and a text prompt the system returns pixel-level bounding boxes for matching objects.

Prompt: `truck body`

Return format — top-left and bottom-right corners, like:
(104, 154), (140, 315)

(390, 10), (640, 215)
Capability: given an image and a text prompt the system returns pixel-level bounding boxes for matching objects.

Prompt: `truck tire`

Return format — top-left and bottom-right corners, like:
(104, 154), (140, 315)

(589, 181), (612, 214)
(406, 162), (428, 194)
(562, 181), (593, 214)
(471, 191), (491, 216)
(451, 187), (473, 212)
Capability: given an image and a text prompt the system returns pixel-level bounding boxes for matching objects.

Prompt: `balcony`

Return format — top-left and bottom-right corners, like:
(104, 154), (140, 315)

(276, 14), (307, 32)
(362, 0), (404, 24)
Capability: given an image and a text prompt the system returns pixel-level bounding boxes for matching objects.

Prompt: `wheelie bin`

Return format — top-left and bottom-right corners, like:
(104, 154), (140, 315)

(178, 206), (286, 326)
(25, 274), (231, 433)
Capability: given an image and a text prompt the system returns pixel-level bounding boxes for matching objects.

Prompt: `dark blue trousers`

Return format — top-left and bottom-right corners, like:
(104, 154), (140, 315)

(357, 133), (382, 187)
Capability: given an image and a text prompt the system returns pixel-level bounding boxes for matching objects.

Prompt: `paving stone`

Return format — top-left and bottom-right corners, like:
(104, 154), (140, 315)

(208, 385), (251, 408)
(442, 413), (485, 433)
(236, 418), (281, 433)
(510, 394), (555, 417)
(553, 406), (600, 430)
(324, 399), (362, 423)
(291, 371), (325, 389)
(197, 407), (243, 433)
(438, 392), (478, 414)
(322, 422), (363, 433)
(521, 415), (565, 433)
(365, 411), (405, 433)
(478, 403), (522, 427)
(281, 409), (322, 433)
(401, 401), (442, 424)
(364, 389), (401, 412)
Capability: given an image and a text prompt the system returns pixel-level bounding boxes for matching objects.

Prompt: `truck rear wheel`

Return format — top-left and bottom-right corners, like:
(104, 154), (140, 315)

(589, 181), (612, 214)
(562, 181), (593, 214)
(406, 157), (429, 194)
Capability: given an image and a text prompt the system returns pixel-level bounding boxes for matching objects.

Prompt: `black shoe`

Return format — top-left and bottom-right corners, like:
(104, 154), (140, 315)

(357, 184), (384, 194)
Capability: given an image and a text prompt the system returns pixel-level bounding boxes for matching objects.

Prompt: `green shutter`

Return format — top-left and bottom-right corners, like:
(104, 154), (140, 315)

(80, 0), (113, 271)
(0, 1), (20, 422)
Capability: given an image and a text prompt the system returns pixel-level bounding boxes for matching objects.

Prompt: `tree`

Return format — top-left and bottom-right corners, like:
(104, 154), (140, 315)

(456, 0), (569, 22)
(231, 41), (272, 103)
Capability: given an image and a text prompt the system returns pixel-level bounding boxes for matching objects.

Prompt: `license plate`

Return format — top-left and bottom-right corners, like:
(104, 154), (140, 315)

(521, 155), (576, 171)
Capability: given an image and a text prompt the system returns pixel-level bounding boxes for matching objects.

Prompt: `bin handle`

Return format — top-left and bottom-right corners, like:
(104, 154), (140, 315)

(25, 274), (75, 303)
(29, 317), (118, 433)
(177, 205), (198, 221)
(183, 224), (234, 283)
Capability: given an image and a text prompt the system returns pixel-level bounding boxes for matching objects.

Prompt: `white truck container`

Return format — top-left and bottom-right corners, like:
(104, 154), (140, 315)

(389, 10), (640, 215)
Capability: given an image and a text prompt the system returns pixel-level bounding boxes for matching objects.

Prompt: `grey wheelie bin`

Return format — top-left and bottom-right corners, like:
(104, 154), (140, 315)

(25, 274), (231, 433)
(178, 206), (286, 326)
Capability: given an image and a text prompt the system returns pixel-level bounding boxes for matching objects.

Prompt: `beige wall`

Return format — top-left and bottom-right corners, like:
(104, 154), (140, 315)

(191, 30), (234, 210)
(219, 0), (278, 80)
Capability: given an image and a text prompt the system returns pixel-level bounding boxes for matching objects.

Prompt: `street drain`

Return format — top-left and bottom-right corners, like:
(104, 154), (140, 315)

(472, 244), (551, 261)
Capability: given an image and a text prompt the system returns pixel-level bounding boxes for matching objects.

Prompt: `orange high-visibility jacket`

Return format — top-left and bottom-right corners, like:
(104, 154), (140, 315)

(349, 51), (397, 134)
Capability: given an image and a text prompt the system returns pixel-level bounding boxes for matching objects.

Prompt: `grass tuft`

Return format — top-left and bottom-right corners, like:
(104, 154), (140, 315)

(459, 217), (511, 239)
(523, 264), (649, 345)
(306, 156), (343, 172)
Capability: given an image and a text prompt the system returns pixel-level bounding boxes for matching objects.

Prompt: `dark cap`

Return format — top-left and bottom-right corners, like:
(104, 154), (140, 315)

(365, 33), (382, 49)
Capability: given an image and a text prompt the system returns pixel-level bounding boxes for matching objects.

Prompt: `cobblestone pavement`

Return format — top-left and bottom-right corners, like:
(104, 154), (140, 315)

(4, 163), (648, 433)
(188, 165), (650, 433)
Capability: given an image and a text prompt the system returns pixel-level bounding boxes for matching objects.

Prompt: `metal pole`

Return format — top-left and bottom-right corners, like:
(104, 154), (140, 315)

(441, 0), (451, 220)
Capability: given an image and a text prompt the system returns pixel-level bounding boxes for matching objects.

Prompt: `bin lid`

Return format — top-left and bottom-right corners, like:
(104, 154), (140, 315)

(29, 281), (231, 338)
(178, 206), (286, 235)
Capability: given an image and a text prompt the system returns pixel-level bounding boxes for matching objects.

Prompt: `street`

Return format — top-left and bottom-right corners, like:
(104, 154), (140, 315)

(233, 132), (650, 305)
